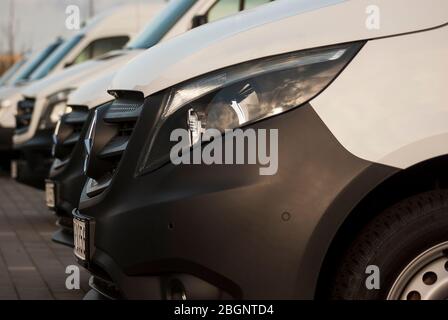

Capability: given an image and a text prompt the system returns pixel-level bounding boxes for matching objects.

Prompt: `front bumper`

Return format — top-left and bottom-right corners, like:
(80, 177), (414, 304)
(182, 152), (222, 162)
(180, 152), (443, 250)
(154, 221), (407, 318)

(48, 156), (86, 246)
(0, 126), (13, 151)
(13, 128), (54, 189)
(47, 110), (93, 247)
(77, 102), (397, 299)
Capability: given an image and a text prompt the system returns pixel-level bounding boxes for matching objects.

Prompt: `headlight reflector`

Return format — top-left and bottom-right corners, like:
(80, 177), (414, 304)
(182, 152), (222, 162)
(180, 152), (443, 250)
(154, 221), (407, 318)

(0, 99), (12, 108)
(40, 89), (75, 128)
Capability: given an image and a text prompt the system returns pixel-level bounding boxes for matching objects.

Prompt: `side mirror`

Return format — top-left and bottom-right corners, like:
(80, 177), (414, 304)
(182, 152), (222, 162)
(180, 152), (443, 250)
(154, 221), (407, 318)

(191, 15), (208, 28)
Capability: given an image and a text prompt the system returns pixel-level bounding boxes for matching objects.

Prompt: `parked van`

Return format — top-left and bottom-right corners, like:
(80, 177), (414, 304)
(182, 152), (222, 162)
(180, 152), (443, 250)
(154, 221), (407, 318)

(76, 0), (448, 300)
(0, 38), (64, 153)
(46, 0), (274, 246)
(14, 0), (273, 189)
(48, 71), (115, 246)
(11, 2), (165, 188)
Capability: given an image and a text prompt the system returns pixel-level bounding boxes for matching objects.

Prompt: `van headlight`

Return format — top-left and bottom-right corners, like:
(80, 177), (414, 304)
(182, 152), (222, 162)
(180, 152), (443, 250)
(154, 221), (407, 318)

(139, 42), (364, 173)
(0, 99), (11, 108)
(40, 89), (75, 128)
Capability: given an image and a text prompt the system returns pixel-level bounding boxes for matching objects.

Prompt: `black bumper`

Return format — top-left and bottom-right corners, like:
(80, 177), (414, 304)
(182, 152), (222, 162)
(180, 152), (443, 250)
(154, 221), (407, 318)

(0, 127), (13, 151)
(48, 153), (86, 238)
(14, 129), (54, 190)
(47, 111), (93, 247)
(78, 102), (397, 299)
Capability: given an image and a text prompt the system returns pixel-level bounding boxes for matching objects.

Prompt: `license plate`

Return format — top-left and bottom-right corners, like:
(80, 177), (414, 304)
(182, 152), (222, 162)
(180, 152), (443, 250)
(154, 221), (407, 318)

(74, 217), (89, 261)
(10, 160), (17, 179)
(45, 181), (56, 208)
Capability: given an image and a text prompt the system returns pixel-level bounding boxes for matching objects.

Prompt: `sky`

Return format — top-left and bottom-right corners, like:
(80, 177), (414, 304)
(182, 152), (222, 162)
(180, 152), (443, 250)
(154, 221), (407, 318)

(0, 0), (166, 54)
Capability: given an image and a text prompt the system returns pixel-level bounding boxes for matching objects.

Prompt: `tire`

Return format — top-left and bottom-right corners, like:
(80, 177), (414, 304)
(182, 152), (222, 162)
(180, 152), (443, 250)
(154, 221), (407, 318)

(331, 190), (448, 300)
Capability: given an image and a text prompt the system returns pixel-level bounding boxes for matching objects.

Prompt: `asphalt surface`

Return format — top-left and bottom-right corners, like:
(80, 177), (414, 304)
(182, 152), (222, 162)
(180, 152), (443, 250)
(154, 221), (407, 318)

(0, 175), (90, 299)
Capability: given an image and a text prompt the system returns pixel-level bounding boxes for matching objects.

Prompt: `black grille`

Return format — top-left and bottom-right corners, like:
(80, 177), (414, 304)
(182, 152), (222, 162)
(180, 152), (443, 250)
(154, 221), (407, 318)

(15, 98), (35, 134)
(85, 92), (144, 197)
(53, 105), (89, 163)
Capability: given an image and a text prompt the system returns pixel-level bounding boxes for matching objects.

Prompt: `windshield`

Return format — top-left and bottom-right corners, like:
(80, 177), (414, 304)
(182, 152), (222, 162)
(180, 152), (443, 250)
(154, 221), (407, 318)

(30, 34), (84, 81)
(0, 58), (26, 86)
(127, 0), (196, 50)
(11, 39), (63, 85)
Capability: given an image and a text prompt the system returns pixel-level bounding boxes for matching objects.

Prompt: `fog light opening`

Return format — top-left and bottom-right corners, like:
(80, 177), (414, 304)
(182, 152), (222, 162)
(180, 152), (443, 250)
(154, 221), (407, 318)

(168, 279), (187, 300)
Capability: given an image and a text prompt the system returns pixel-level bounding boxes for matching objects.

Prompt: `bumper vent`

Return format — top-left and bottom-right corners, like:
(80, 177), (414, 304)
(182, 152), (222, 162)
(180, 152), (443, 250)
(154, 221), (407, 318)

(15, 98), (35, 134)
(84, 92), (144, 197)
(53, 105), (89, 163)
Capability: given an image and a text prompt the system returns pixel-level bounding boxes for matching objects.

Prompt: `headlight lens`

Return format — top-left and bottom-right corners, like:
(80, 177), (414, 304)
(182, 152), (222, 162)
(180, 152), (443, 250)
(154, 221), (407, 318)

(50, 102), (68, 123)
(0, 99), (11, 108)
(139, 42), (364, 173)
(40, 89), (74, 128)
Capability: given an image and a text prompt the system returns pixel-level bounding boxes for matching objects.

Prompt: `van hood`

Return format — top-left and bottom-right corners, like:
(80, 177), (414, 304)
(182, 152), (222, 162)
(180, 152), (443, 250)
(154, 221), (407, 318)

(0, 85), (21, 101)
(67, 70), (116, 109)
(111, 0), (448, 97)
(22, 50), (141, 99)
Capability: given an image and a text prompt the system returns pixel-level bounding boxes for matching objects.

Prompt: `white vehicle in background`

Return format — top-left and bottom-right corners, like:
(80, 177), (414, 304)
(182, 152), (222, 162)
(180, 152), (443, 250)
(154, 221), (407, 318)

(12, 0), (273, 189)
(3, 38), (64, 88)
(47, 70), (116, 246)
(0, 3), (161, 158)
(0, 58), (28, 87)
(0, 38), (64, 150)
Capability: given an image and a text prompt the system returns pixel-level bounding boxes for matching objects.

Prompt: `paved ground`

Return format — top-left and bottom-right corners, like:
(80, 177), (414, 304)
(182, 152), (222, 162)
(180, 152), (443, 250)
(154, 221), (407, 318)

(0, 175), (90, 300)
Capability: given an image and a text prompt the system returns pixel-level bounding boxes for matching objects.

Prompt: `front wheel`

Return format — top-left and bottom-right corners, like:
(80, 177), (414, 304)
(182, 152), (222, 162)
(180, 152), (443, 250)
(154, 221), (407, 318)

(331, 190), (448, 300)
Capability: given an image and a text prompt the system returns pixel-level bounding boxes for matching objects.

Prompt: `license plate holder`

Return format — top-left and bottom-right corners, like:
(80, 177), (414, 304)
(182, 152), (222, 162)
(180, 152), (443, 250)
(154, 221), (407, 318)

(73, 212), (94, 264)
(10, 160), (17, 179)
(45, 180), (56, 209)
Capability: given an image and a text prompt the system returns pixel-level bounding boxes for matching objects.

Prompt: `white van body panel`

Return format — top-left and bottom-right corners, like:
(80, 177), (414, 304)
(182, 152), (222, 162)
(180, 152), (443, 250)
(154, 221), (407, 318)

(311, 25), (448, 169)
(110, 0), (448, 96)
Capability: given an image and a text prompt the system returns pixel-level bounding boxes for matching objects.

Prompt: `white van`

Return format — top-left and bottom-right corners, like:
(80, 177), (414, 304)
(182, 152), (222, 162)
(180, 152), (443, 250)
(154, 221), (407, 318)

(0, 38), (64, 145)
(0, 3), (163, 156)
(12, 0), (273, 188)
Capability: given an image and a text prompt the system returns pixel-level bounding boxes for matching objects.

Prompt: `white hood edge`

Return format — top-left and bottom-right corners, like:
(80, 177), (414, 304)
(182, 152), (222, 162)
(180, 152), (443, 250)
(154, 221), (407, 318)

(22, 50), (140, 99)
(67, 70), (117, 109)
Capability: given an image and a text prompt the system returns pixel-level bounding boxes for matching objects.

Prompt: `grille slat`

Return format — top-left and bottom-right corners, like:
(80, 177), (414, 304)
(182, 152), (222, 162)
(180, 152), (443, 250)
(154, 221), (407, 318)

(62, 132), (81, 146)
(84, 92), (144, 197)
(64, 110), (89, 124)
(98, 136), (129, 159)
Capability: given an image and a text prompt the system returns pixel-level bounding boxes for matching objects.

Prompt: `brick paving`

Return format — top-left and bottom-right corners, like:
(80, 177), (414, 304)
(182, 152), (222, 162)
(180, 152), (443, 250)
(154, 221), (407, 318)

(0, 175), (90, 300)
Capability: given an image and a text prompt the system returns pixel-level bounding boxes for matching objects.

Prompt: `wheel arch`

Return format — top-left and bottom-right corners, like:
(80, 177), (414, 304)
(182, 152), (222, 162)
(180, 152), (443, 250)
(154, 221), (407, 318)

(301, 154), (448, 299)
